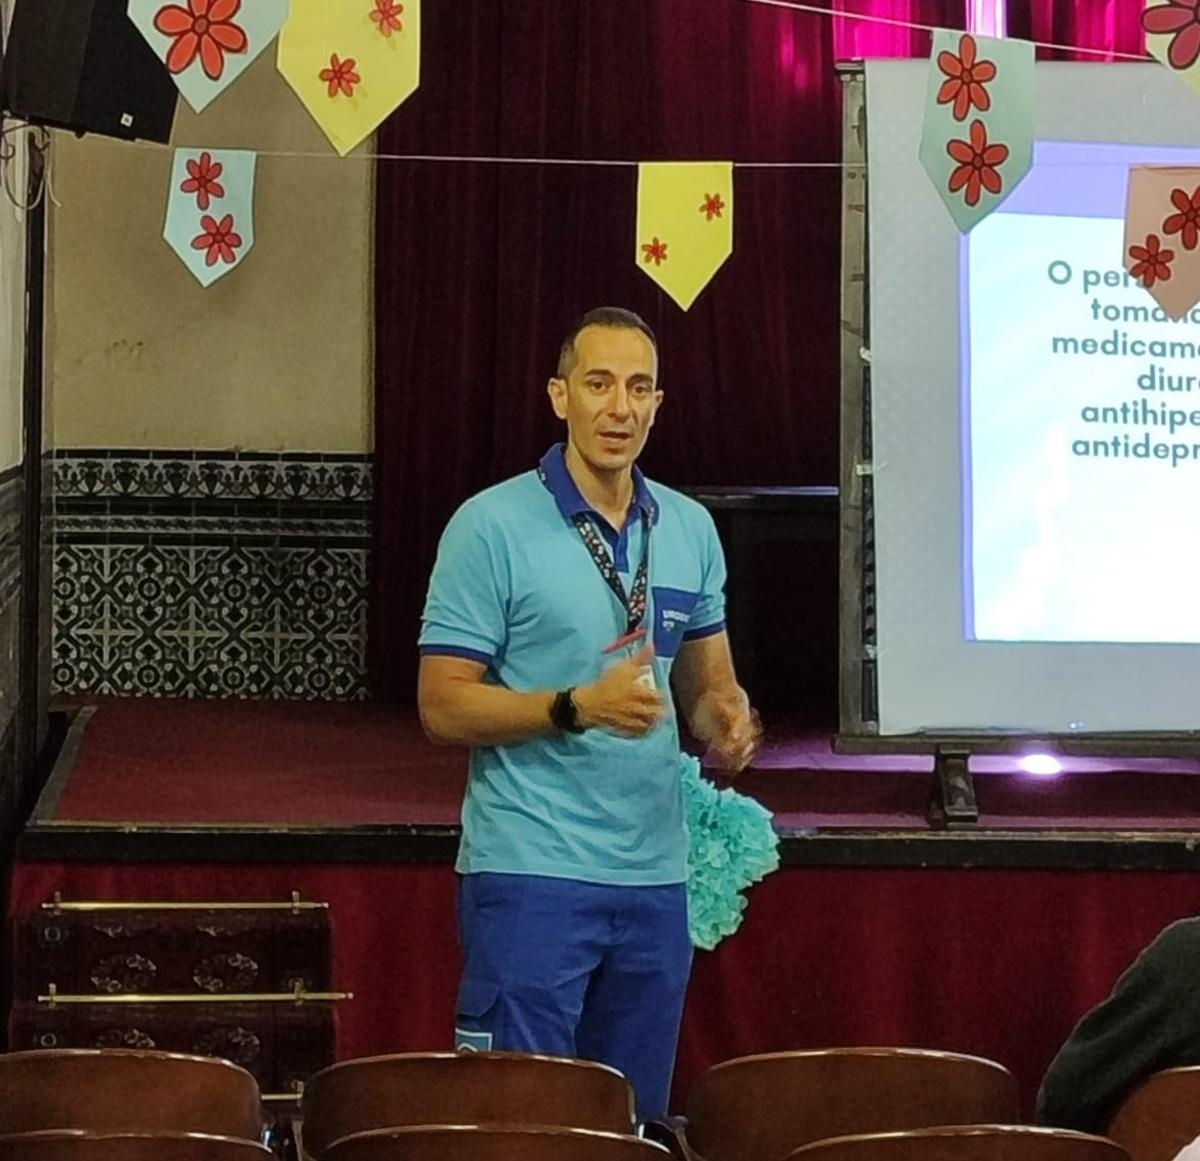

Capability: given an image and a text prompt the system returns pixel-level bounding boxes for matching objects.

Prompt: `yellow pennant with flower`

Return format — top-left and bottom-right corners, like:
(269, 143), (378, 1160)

(277, 0), (419, 156)
(636, 162), (733, 310)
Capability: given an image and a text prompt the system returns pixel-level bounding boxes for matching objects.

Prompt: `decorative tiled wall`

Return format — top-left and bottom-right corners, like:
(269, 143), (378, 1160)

(0, 467), (21, 719)
(52, 451), (371, 700)
(0, 465), (23, 830)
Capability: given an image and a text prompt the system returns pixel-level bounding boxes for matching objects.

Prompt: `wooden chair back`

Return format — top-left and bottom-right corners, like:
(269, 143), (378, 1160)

(301, 1052), (635, 1159)
(0, 1050), (263, 1141)
(0, 1129), (274, 1160)
(326, 1123), (669, 1161)
(786, 1125), (1128, 1161)
(683, 1048), (1019, 1161)
(1106, 1067), (1200, 1161)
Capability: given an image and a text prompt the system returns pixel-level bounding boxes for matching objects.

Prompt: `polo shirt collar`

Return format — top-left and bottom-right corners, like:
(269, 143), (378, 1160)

(538, 443), (658, 525)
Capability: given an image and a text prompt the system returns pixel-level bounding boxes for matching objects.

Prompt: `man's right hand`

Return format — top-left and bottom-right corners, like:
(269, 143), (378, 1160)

(574, 645), (666, 737)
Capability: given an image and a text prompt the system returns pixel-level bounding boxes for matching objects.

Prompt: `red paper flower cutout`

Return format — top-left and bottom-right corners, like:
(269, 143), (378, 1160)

(946, 119), (1009, 207)
(320, 54), (361, 98)
(1163, 185), (1200, 251)
(191, 213), (243, 267)
(642, 237), (669, 265)
(1144, 1), (1200, 71)
(936, 33), (997, 122)
(370, 0), (404, 36)
(180, 151), (225, 211)
(1129, 234), (1176, 288)
(153, 0), (248, 81)
(699, 193), (725, 220)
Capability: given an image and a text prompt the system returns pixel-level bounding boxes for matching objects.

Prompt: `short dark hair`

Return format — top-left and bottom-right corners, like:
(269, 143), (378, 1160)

(556, 307), (658, 378)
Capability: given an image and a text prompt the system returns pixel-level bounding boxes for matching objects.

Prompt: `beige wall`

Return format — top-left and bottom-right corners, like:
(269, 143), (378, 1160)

(51, 52), (373, 452)
(0, 129), (27, 471)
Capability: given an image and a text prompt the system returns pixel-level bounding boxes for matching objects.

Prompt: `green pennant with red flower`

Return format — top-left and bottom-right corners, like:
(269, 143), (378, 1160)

(128, 0), (288, 113)
(164, 148), (257, 287)
(918, 31), (1034, 233)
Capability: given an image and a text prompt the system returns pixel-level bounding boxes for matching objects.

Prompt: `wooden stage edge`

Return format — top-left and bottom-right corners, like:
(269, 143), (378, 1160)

(17, 822), (1200, 872)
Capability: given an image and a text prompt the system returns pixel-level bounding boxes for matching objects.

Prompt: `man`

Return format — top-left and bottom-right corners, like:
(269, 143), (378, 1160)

(417, 306), (760, 1121)
(1038, 917), (1200, 1134)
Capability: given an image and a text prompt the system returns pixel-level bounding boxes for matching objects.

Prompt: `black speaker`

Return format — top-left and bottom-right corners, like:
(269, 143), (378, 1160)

(1, 0), (178, 143)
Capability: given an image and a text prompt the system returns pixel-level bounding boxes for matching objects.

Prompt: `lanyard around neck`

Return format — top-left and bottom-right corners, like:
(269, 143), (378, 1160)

(572, 509), (651, 638)
(537, 463), (651, 637)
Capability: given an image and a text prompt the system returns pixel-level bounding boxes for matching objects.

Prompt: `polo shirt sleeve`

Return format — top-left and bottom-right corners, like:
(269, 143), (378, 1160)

(684, 508), (727, 641)
(419, 500), (508, 667)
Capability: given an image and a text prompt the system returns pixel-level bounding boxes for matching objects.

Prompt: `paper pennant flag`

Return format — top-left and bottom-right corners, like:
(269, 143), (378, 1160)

(918, 31), (1034, 232)
(1144, 0), (1200, 95)
(635, 162), (733, 311)
(1124, 167), (1200, 319)
(277, 0), (420, 157)
(129, 0), (289, 113)
(164, 148), (256, 287)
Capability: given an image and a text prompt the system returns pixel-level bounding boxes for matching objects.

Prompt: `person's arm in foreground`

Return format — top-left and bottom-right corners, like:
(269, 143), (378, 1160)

(1038, 920), (1200, 1133)
(419, 646), (664, 747)
(670, 630), (761, 773)
(418, 498), (665, 746)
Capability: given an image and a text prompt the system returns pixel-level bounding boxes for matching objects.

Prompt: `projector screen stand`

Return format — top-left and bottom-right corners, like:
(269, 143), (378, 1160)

(928, 747), (978, 829)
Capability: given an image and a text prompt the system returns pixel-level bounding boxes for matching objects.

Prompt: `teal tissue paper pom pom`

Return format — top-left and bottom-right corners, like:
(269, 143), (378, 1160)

(681, 753), (781, 950)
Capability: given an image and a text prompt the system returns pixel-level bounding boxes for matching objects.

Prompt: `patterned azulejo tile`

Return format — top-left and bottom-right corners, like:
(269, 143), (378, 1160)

(52, 451), (371, 701)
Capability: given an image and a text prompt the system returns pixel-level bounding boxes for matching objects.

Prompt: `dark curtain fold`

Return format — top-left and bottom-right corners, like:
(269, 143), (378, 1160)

(1007, 0), (1146, 59)
(372, 0), (961, 700)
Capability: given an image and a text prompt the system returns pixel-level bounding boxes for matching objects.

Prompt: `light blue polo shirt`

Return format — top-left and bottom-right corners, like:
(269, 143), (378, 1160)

(419, 443), (727, 886)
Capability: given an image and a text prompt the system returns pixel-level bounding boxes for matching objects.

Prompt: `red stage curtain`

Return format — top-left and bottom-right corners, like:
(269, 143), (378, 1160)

(832, 0), (953, 57)
(1007, 0), (1147, 59)
(370, 0), (963, 700)
(13, 860), (1200, 1115)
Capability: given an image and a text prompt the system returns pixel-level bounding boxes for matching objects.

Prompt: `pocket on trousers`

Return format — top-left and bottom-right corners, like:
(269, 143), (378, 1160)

(454, 976), (499, 1052)
(456, 975), (500, 1019)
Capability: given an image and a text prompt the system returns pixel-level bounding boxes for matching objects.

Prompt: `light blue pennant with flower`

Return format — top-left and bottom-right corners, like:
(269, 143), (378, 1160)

(918, 30), (1034, 232)
(129, 0), (289, 113)
(164, 148), (256, 287)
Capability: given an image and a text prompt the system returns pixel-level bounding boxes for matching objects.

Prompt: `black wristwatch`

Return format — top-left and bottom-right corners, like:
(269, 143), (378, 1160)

(550, 687), (585, 734)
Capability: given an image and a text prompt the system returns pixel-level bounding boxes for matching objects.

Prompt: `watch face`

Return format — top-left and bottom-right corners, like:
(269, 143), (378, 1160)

(551, 690), (572, 731)
(553, 689), (582, 733)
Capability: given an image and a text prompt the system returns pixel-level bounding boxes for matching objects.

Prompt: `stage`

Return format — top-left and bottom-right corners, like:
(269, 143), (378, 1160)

(11, 698), (1200, 1113)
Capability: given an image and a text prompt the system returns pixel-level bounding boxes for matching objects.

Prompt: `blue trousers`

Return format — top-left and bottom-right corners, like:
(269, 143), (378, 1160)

(454, 872), (692, 1123)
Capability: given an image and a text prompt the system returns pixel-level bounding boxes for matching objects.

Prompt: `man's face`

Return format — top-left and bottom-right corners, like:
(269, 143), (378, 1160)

(549, 325), (663, 475)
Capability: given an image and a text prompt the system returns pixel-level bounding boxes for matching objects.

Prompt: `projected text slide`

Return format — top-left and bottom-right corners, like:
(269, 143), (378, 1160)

(968, 187), (1200, 644)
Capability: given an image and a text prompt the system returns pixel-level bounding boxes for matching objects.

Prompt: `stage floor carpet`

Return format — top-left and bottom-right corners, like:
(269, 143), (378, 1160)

(23, 699), (1200, 864)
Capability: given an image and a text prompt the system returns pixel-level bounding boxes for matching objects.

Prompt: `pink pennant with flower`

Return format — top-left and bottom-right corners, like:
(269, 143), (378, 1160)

(1124, 167), (1200, 319)
(1143, 1), (1200, 92)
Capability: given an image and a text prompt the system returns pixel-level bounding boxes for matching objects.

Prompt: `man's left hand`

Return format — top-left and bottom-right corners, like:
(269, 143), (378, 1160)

(694, 687), (763, 774)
